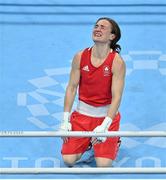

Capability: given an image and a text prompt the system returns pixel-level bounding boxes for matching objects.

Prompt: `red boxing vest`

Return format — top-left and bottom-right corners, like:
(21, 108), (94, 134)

(79, 47), (116, 107)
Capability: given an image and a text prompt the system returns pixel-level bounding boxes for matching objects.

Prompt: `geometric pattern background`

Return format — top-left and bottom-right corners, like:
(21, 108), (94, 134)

(0, 1), (166, 179)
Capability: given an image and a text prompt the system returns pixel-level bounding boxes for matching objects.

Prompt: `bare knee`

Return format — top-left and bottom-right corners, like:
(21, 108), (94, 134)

(95, 157), (113, 167)
(62, 154), (82, 167)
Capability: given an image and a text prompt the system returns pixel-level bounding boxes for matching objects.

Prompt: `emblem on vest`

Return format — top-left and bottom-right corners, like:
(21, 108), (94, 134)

(82, 65), (90, 72)
(103, 65), (111, 76)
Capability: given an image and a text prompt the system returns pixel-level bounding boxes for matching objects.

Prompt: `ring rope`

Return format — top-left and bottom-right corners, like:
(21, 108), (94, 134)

(0, 131), (166, 137)
(0, 167), (166, 174)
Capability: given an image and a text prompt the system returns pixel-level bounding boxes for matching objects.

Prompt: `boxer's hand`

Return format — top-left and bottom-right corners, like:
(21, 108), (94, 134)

(91, 116), (112, 145)
(60, 112), (72, 143)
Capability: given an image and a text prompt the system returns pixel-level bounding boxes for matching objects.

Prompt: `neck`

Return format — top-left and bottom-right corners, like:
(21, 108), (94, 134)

(92, 44), (111, 59)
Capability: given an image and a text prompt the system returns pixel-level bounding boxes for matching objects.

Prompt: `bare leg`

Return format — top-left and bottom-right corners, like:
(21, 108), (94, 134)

(95, 157), (113, 167)
(62, 153), (82, 167)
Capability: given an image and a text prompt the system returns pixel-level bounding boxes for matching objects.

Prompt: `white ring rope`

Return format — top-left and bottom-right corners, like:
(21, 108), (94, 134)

(1, 131), (166, 174)
(0, 167), (166, 174)
(0, 131), (166, 137)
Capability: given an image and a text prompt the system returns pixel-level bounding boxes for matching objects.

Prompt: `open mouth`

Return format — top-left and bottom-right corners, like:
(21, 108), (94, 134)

(94, 32), (102, 37)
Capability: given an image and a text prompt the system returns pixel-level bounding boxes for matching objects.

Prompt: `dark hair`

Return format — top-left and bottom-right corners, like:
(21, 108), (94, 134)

(96, 17), (121, 53)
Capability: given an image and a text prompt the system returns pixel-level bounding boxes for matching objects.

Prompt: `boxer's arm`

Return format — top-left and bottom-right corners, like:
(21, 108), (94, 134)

(64, 51), (82, 113)
(107, 53), (126, 119)
(60, 51), (82, 134)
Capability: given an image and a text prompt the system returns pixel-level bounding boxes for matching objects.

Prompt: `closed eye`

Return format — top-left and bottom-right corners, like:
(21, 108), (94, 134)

(94, 24), (106, 30)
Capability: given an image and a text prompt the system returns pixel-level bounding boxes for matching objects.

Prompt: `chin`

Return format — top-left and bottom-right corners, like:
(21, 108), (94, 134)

(93, 39), (104, 43)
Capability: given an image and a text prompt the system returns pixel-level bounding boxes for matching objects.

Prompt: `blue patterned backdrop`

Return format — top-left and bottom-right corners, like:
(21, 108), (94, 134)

(0, 0), (166, 179)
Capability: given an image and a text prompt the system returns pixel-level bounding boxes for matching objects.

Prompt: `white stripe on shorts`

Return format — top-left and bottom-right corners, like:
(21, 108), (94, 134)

(76, 101), (110, 117)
